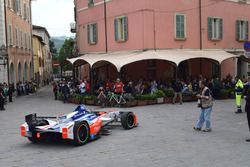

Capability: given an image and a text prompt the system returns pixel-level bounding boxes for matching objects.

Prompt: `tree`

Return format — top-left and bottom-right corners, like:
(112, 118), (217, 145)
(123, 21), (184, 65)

(58, 38), (74, 71)
(49, 40), (58, 60)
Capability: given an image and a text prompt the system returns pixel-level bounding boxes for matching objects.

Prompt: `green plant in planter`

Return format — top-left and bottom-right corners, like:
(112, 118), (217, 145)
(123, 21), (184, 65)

(163, 88), (174, 97)
(153, 90), (166, 98)
(135, 94), (157, 100)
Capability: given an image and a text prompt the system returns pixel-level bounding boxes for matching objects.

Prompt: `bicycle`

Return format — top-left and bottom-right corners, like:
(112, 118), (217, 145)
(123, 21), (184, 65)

(108, 92), (126, 107)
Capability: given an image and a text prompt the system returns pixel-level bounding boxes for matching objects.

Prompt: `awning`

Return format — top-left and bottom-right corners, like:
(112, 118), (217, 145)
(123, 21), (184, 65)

(67, 49), (240, 72)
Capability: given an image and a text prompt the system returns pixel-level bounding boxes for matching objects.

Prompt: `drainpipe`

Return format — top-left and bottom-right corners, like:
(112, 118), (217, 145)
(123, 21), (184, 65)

(104, 0), (108, 53)
(3, 0), (10, 85)
(199, 0), (202, 75)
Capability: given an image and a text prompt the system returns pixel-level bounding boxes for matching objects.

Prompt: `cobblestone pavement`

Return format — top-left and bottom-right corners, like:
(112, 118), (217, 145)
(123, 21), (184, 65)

(0, 87), (250, 167)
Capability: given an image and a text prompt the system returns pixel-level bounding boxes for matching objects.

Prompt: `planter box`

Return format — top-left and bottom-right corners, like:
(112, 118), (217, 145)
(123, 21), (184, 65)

(157, 97), (164, 104)
(137, 100), (148, 106)
(164, 97), (172, 103)
(147, 100), (157, 105)
(85, 100), (95, 105)
(183, 96), (196, 102)
(125, 100), (137, 107)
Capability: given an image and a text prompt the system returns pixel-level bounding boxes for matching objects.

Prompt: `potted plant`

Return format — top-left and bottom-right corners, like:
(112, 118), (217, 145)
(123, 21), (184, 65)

(153, 90), (166, 104)
(135, 94), (148, 106)
(163, 88), (174, 103)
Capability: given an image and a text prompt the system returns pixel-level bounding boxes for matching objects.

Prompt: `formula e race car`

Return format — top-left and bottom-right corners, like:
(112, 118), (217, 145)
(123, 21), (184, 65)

(20, 105), (138, 146)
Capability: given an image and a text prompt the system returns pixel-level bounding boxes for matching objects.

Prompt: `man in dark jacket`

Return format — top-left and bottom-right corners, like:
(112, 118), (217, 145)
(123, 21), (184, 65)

(172, 79), (183, 104)
(61, 81), (70, 103)
(0, 84), (5, 110)
(244, 85), (250, 142)
(8, 83), (14, 102)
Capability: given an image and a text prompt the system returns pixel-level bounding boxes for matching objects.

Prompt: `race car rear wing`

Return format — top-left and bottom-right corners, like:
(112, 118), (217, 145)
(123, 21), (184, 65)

(25, 114), (57, 129)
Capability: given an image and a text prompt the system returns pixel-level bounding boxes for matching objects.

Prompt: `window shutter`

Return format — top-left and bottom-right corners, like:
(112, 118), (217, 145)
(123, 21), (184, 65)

(87, 24), (90, 44)
(246, 21), (249, 41)
(93, 24), (97, 44)
(176, 15), (180, 38)
(124, 17), (128, 41)
(219, 18), (223, 40)
(208, 17), (213, 40)
(181, 15), (185, 38)
(114, 18), (118, 41)
(236, 20), (240, 41)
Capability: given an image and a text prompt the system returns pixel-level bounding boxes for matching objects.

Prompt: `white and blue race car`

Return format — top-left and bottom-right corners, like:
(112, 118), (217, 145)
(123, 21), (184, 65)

(20, 105), (138, 146)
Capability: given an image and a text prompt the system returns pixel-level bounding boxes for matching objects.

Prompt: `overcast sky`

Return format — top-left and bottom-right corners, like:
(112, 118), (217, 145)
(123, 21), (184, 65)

(31, 0), (74, 37)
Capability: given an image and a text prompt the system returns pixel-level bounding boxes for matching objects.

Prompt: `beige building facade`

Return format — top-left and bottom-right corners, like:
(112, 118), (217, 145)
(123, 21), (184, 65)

(5, 0), (33, 85)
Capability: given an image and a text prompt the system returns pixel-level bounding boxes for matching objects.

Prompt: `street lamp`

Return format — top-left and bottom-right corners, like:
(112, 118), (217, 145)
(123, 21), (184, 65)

(0, 44), (9, 84)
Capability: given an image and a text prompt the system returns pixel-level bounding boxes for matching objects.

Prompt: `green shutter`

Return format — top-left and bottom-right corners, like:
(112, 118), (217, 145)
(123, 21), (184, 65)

(176, 15), (180, 38)
(246, 21), (249, 41)
(236, 20), (240, 41)
(219, 18), (223, 40)
(87, 24), (90, 44)
(124, 17), (128, 41)
(93, 24), (97, 43)
(114, 18), (118, 41)
(180, 15), (185, 38)
(208, 17), (213, 40)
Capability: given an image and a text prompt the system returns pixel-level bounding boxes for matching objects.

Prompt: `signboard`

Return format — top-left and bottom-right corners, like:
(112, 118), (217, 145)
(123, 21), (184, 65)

(244, 41), (250, 57)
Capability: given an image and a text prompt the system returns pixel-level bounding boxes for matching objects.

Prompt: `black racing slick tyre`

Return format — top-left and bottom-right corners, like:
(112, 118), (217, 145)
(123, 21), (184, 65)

(73, 121), (90, 146)
(121, 112), (135, 129)
(28, 132), (40, 143)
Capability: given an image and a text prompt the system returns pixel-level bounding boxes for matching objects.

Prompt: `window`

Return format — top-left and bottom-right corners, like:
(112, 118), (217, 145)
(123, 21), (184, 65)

(88, 0), (94, 7)
(8, 25), (12, 46)
(23, 3), (27, 19)
(20, 30), (22, 48)
(208, 17), (223, 40)
(87, 23), (97, 44)
(13, 0), (20, 14)
(24, 33), (27, 49)
(15, 28), (18, 46)
(114, 16), (128, 42)
(175, 14), (186, 39)
(236, 20), (248, 41)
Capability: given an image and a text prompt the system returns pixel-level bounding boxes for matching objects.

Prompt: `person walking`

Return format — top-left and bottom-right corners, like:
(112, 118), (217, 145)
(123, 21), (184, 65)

(172, 79), (183, 104)
(8, 83), (14, 102)
(193, 80), (213, 132)
(235, 76), (244, 114)
(244, 84), (250, 142)
(52, 82), (58, 100)
(0, 84), (5, 110)
(61, 81), (70, 103)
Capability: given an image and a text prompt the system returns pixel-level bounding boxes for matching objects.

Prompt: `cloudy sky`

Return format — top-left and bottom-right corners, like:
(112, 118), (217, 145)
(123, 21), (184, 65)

(32, 0), (74, 37)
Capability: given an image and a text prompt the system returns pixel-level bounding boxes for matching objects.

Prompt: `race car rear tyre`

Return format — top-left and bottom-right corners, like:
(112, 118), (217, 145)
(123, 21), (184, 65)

(73, 121), (89, 146)
(28, 132), (40, 143)
(121, 112), (135, 129)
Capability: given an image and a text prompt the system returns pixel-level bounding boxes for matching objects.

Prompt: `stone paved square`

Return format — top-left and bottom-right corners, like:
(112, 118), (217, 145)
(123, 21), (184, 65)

(0, 88), (249, 167)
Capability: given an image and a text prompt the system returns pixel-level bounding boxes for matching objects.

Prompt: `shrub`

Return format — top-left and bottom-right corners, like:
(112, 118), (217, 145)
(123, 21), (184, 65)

(163, 88), (174, 97)
(135, 94), (157, 100)
(153, 90), (166, 98)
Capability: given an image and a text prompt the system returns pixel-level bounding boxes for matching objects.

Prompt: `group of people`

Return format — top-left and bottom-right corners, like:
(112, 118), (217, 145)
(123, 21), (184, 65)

(0, 83), (15, 111)
(193, 75), (250, 142)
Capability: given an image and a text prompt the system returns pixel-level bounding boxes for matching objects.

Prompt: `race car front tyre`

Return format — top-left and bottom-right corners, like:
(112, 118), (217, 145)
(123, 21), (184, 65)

(121, 112), (135, 129)
(73, 121), (90, 146)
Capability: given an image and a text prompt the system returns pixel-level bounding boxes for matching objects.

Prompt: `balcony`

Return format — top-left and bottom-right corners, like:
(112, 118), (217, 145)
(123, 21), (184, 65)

(70, 23), (76, 33)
